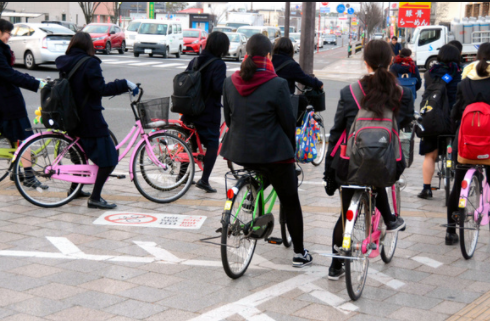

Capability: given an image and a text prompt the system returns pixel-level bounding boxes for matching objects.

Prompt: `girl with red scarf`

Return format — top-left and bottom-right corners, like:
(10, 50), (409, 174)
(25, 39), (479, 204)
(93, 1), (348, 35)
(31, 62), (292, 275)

(390, 48), (422, 92)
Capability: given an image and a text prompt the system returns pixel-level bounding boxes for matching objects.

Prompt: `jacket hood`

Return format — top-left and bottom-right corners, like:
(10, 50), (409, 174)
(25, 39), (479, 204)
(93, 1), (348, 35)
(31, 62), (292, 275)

(231, 71), (277, 96)
(429, 62), (461, 81)
(55, 48), (100, 73)
(462, 61), (490, 80)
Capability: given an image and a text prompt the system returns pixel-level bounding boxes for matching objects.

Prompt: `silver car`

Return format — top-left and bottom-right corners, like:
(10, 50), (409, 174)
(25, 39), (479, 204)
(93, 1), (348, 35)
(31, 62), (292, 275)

(225, 32), (247, 61)
(8, 23), (75, 70)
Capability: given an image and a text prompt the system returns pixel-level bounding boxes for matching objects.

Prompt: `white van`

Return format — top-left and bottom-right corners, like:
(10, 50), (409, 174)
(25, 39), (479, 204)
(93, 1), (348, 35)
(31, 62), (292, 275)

(125, 19), (146, 51)
(133, 20), (184, 58)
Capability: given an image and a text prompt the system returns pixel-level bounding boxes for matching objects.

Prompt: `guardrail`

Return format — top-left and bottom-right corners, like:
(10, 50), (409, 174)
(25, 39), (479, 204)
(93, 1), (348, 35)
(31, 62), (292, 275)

(347, 42), (363, 58)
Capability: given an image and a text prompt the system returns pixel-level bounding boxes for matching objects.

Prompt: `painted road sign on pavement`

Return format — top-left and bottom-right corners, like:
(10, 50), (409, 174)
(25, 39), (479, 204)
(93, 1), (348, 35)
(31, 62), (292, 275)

(94, 212), (207, 229)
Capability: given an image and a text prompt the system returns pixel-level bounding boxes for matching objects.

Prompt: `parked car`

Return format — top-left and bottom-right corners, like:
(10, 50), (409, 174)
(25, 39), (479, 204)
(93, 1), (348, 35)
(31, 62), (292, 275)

(266, 27), (282, 41)
(372, 33), (384, 40)
(183, 29), (207, 55)
(8, 23), (74, 70)
(225, 32), (247, 61)
(41, 21), (78, 33)
(83, 23), (126, 54)
(324, 34), (337, 45)
(213, 27), (233, 33)
(236, 26), (269, 39)
(133, 20), (183, 58)
(289, 37), (299, 53)
(124, 19), (145, 51)
(290, 33), (301, 50)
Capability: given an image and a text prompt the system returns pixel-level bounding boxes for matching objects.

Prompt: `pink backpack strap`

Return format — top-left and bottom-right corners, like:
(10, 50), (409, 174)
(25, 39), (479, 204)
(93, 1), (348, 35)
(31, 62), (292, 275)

(350, 82), (365, 110)
(330, 130), (346, 157)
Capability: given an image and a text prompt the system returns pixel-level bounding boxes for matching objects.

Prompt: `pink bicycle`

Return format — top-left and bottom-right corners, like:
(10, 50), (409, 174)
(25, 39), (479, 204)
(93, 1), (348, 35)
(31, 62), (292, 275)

(12, 84), (195, 207)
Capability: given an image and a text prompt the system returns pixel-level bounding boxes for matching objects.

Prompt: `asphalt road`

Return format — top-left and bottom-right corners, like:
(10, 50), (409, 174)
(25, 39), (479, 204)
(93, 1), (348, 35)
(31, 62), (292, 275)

(17, 41), (346, 141)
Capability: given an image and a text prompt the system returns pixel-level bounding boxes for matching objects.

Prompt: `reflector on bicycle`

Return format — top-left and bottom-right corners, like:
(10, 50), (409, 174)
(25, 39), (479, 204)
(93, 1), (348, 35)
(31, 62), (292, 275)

(342, 236), (351, 249)
(462, 180), (468, 189)
(227, 188), (235, 199)
(346, 210), (354, 221)
(459, 198), (466, 208)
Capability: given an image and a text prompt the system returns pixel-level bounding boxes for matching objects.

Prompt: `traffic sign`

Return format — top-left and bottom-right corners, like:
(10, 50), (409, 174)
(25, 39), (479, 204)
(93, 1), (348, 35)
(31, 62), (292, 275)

(321, 2), (329, 6)
(398, 2), (431, 28)
(337, 4), (346, 14)
(347, 8), (355, 15)
(320, 7), (330, 14)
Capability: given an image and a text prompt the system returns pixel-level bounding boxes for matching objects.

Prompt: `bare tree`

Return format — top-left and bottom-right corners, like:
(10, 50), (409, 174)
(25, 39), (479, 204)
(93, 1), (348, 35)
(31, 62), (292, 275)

(165, 2), (188, 13)
(358, 2), (383, 38)
(78, 2), (102, 24)
(208, 3), (228, 25)
(104, 2), (122, 25)
(0, 2), (8, 19)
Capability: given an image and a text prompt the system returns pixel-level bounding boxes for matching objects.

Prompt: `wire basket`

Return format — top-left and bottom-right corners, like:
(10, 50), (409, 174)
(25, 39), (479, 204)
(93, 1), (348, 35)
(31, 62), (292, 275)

(137, 97), (170, 129)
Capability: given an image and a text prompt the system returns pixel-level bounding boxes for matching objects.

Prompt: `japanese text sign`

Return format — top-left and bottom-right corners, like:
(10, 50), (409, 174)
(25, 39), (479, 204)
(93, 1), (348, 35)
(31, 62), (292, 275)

(398, 2), (431, 28)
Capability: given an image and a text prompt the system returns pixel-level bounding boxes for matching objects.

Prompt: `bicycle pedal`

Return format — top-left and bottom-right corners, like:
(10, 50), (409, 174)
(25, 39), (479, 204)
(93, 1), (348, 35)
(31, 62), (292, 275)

(267, 237), (283, 245)
(109, 174), (126, 179)
(216, 227), (223, 234)
(431, 187), (439, 191)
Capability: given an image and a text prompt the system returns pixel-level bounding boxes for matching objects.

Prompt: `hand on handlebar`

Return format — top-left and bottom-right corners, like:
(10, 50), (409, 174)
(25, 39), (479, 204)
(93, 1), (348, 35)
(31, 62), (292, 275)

(126, 80), (139, 97)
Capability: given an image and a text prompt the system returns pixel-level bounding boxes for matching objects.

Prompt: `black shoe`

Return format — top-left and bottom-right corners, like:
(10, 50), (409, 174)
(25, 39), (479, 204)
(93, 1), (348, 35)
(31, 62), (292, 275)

(196, 179), (217, 193)
(10, 172), (24, 182)
(88, 198), (117, 209)
(386, 217), (406, 232)
(328, 266), (345, 281)
(23, 177), (48, 190)
(445, 232), (459, 245)
(293, 249), (313, 268)
(68, 188), (91, 199)
(417, 189), (433, 200)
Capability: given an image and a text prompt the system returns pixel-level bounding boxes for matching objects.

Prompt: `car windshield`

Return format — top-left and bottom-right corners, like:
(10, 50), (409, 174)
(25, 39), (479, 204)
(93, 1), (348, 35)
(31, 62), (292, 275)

(410, 29), (420, 44)
(215, 27), (232, 32)
(139, 23), (167, 35)
(227, 23), (249, 29)
(227, 34), (241, 42)
(83, 25), (110, 34)
(183, 30), (200, 38)
(290, 34), (300, 41)
(127, 22), (141, 32)
(39, 26), (75, 34)
(237, 28), (261, 38)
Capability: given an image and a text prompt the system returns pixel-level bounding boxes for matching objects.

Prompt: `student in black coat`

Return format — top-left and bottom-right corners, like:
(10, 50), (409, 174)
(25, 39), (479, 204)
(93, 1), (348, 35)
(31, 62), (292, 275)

(390, 48), (422, 92)
(55, 32), (136, 209)
(0, 19), (46, 188)
(182, 31), (229, 193)
(221, 34), (312, 268)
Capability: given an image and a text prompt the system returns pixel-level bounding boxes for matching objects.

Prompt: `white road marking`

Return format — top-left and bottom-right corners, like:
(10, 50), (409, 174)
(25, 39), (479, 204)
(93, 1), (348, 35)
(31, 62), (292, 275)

(299, 282), (358, 314)
(134, 241), (183, 263)
(368, 268), (405, 289)
(105, 60), (139, 64)
(153, 63), (185, 68)
(176, 66), (187, 69)
(227, 67), (240, 72)
(128, 61), (163, 66)
(46, 237), (84, 255)
(100, 59), (119, 62)
(411, 256), (443, 268)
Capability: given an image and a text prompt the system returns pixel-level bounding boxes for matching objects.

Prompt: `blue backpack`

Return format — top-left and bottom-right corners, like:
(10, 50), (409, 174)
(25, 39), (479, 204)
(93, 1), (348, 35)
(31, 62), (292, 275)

(397, 73), (417, 101)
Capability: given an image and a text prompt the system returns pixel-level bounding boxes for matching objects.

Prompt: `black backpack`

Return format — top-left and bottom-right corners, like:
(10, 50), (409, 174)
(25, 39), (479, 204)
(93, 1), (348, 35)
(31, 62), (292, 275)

(171, 57), (218, 116)
(416, 77), (451, 138)
(40, 56), (91, 132)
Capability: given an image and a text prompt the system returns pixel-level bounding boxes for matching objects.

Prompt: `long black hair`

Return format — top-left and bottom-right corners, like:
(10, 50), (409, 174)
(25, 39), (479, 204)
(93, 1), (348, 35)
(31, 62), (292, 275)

(360, 40), (401, 117)
(272, 37), (294, 57)
(0, 19), (13, 33)
(437, 44), (461, 64)
(66, 32), (95, 56)
(240, 33), (271, 81)
(204, 31), (229, 58)
(476, 42), (490, 77)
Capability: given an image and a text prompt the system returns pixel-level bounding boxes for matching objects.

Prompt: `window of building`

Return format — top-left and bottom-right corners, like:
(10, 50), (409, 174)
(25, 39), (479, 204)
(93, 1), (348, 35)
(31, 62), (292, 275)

(61, 14), (66, 21)
(45, 14), (49, 21)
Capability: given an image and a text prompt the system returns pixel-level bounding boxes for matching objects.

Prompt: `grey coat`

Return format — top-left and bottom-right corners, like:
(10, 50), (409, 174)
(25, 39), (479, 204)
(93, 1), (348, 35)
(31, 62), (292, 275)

(220, 77), (296, 164)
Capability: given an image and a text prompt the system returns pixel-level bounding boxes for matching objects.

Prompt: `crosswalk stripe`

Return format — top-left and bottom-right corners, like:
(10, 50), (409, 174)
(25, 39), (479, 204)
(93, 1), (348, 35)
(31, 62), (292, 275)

(105, 60), (139, 64)
(101, 59), (119, 63)
(128, 62), (163, 66)
(227, 68), (240, 72)
(153, 63), (185, 68)
(176, 66), (187, 69)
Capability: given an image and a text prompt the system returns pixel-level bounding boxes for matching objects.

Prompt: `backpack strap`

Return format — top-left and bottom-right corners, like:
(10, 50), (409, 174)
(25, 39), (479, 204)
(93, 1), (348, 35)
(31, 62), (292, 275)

(66, 56), (91, 80)
(275, 60), (294, 73)
(192, 57), (219, 72)
(349, 81), (365, 110)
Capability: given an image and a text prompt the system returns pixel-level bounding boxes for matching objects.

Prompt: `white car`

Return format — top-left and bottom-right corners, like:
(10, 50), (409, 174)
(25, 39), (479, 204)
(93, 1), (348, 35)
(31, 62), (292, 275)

(8, 23), (74, 70)
(133, 20), (184, 58)
(124, 19), (145, 51)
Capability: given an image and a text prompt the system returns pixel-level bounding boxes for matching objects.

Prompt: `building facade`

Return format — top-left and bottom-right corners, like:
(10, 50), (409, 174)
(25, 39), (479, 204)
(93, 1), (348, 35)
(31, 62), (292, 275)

(4, 2), (85, 25)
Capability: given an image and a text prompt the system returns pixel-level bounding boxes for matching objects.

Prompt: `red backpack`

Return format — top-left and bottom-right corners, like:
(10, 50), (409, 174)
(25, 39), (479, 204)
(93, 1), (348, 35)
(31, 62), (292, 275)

(458, 102), (490, 165)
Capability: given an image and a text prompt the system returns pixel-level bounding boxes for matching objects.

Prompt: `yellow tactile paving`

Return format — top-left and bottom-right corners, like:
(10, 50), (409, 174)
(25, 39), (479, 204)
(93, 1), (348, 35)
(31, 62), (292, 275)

(449, 292), (490, 320)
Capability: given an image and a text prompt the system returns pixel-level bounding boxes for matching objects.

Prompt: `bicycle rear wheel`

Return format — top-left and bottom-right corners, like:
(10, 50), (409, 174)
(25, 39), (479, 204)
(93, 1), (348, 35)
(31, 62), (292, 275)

(133, 133), (194, 203)
(345, 192), (370, 301)
(108, 129), (120, 158)
(312, 114), (326, 166)
(0, 135), (14, 182)
(380, 215), (398, 263)
(279, 204), (292, 248)
(460, 173), (481, 260)
(221, 177), (258, 279)
(13, 134), (86, 207)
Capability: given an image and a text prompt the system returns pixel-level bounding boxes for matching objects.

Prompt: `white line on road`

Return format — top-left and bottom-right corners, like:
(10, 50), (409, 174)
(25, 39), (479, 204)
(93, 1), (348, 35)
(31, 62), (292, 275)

(176, 66), (187, 69)
(152, 63), (185, 68)
(411, 256), (443, 268)
(368, 268), (405, 289)
(46, 237), (84, 255)
(299, 283), (358, 314)
(227, 68), (240, 72)
(105, 60), (139, 64)
(128, 61), (164, 66)
(133, 241), (183, 262)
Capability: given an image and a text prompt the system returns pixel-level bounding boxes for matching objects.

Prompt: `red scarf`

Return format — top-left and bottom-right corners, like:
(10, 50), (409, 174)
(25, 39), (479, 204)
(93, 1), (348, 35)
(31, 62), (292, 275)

(231, 55), (277, 96)
(394, 55), (416, 74)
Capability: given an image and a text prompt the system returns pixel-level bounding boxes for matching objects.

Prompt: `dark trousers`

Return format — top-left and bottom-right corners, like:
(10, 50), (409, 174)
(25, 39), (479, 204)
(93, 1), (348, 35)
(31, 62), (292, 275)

(331, 187), (394, 269)
(240, 162), (305, 254)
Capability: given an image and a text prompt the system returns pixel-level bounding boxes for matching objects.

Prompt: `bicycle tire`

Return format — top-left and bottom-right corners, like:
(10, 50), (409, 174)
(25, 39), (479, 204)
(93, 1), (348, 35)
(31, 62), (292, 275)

(279, 204), (292, 248)
(0, 135), (14, 183)
(108, 129), (120, 158)
(312, 114), (326, 166)
(345, 191), (370, 301)
(132, 132), (195, 203)
(459, 173), (481, 260)
(221, 177), (258, 279)
(13, 134), (86, 208)
(380, 215), (399, 263)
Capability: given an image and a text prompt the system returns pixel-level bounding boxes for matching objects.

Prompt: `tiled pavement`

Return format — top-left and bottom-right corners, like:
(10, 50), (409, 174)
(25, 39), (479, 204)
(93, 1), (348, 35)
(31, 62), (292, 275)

(0, 137), (489, 320)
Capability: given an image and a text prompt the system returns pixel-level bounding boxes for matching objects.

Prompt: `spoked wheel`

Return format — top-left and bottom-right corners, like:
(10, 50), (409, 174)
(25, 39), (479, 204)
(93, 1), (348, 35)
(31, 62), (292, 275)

(311, 113), (326, 166)
(133, 133), (195, 203)
(13, 134), (86, 207)
(221, 178), (258, 279)
(0, 135), (15, 182)
(279, 204), (292, 248)
(108, 129), (120, 158)
(379, 214), (399, 263)
(460, 173), (481, 260)
(345, 192), (370, 301)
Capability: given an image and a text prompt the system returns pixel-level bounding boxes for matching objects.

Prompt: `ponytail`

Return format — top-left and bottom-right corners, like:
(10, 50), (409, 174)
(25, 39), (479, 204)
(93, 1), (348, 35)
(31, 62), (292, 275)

(240, 56), (257, 81)
(476, 42), (490, 78)
(239, 33), (271, 81)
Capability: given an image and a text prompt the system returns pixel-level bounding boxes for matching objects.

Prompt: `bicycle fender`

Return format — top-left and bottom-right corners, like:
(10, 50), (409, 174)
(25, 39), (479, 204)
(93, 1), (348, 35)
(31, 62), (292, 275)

(459, 168), (478, 209)
(128, 129), (169, 181)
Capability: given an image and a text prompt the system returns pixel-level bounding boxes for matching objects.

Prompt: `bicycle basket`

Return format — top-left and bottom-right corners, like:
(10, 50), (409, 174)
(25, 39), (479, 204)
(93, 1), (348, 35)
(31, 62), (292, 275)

(305, 88), (326, 112)
(137, 97), (170, 129)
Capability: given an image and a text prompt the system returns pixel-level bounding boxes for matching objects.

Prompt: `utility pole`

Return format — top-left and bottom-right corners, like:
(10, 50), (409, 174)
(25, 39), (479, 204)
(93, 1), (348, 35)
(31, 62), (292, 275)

(285, 2), (290, 38)
(299, 2), (315, 75)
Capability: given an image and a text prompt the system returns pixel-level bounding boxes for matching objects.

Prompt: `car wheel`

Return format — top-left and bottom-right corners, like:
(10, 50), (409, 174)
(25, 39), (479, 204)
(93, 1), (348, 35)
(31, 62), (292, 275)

(198, 46), (202, 55)
(175, 46), (181, 58)
(118, 42), (125, 54)
(24, 51), (36, 70)
(134, 52), (140, 57)
(426, 57), (437, 70)
(236, 50), (242, 61)
(163, 46), (169, 58)
(105, 42), (111, 55)
(149, 54), (153, 57)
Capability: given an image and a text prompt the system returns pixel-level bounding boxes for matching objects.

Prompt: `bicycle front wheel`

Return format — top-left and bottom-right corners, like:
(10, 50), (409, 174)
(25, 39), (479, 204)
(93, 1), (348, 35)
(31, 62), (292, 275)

(13, 134), (86, 207)
(345, 192), (370, 301)
(0, 135), (14, 182)
(133, 133), (195, 203)
(460, 173), (481, 260)
(312, 114), (326, 166)
(221, 177), (258, 279)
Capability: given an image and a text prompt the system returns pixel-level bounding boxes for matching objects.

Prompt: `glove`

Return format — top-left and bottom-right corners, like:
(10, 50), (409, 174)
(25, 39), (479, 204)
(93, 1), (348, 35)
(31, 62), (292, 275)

(126, 80), (139, 97)
(324, 168), (338, 196)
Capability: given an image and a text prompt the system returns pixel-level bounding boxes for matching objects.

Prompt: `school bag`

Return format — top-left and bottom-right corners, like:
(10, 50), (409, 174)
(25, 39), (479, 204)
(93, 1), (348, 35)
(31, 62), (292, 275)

(40, 56), (91, 132)
(416, 77), (451, 138)
(295, 111), (320, 163)
(335, 81), (404, 187)
(397, 73), (417, 101)
(171, 57), (218, 116)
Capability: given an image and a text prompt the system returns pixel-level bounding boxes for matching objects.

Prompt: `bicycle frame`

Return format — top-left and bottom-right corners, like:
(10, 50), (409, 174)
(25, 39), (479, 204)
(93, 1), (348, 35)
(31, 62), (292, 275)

(460, 166), (490, 226)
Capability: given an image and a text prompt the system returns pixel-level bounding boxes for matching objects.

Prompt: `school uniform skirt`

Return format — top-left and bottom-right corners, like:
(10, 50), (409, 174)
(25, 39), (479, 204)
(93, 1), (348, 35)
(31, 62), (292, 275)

(78, 136), (118, 168)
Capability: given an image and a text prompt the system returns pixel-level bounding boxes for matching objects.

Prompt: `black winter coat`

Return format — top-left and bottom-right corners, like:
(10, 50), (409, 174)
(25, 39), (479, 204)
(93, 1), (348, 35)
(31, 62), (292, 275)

(272, 52), (323, 94)
(0, 41), (39, 121)
(220, 77), (296, 164)
(182, 50), (226, 129)
(390, 63), (422, 91)
(324, 82), (414, 174)
(424, 63), (462, 110)
(55, 48), (128, 138)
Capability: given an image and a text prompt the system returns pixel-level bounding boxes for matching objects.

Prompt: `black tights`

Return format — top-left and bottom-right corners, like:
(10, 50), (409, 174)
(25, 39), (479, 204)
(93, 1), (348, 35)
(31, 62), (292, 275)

(90, 166), (115, 201)
(201, 146), (218, 184)
(331, 187), (394, 269)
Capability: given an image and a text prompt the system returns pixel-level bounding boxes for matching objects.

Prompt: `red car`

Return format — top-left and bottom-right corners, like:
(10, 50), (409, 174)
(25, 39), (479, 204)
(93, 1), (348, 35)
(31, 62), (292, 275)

(83, 23), (126, 54)
(183, 29), (208, 55)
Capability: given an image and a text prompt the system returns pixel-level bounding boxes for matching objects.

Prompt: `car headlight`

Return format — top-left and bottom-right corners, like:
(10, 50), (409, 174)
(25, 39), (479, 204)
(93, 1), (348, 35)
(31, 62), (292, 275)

(192, 40), (199, 44)
(158, 39), (166, 44)
(92, 37), (105, 41)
